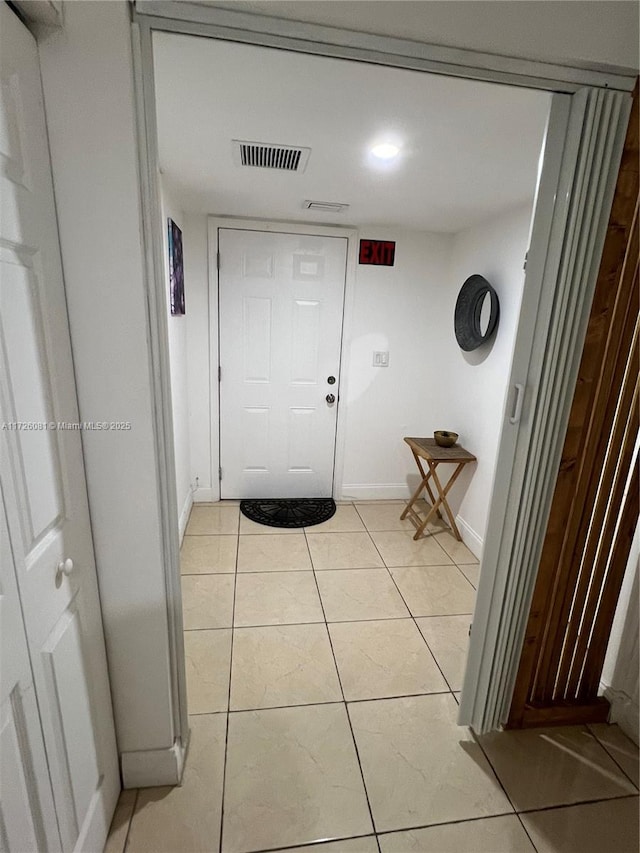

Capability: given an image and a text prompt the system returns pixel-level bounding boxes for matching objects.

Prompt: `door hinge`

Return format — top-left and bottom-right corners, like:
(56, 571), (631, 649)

(216, 251), (221, 270)
(523, 251), (528, 271)
(218, 466), (222, 480)
(218, 365), (221, 382)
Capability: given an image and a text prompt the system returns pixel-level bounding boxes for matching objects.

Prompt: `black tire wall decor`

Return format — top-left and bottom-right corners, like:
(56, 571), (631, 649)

(454, 274), (500, 352)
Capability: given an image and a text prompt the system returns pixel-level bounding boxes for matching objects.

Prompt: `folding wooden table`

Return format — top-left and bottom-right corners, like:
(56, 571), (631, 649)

(401, 437), (477, 541)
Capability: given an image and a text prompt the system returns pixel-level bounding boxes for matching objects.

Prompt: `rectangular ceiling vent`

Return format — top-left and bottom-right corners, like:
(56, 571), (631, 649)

(304, 200), (349, 213)
(232, 140), (311, 172)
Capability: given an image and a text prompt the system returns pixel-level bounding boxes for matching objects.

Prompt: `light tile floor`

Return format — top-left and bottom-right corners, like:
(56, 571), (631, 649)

(106, 501), (640, 853)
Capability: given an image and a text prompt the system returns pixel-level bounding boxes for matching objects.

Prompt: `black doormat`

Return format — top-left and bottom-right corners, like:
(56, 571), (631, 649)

(240, 498), (336, 529)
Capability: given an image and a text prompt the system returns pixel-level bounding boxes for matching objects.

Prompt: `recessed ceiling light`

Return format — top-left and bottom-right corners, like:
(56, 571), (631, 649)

(371, 142), (400, 160)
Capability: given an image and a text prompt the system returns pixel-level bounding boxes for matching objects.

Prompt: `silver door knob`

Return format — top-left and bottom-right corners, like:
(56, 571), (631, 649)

(56, 558), (74, 577)
(326, 394), (336, 404)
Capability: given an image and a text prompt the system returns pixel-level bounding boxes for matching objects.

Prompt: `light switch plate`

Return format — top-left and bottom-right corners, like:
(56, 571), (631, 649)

(373, 351), (389, 367)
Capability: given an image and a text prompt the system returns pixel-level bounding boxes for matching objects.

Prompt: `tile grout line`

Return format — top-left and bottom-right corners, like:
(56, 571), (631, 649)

(183, 611), (474, 631)
(121, 788), (139, 853)
(372, 809), (517, 845)
(586, 734), (640, 793)
(452, 561), (479, 592)
(585, 725), (640, 792)
(361, 510), (458, 696)
(470, 732), (540, 852)
(515, 790), (640, 816)
(196, 688), (454, 716)
(236, 807), (534, 853)
(217, 505), (240, 853)
(354, 503), (459, 698)
(303, 518), (382, 853)
(232, 831), (378, 853)
(227, 792), (640, 853)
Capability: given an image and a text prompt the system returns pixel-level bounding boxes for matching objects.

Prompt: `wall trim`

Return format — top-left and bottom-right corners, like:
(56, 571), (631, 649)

(13, 1), (63, 31)
(178, 490), (193, 543)
(134, 1), (636, 93)
(131, 20), (189, 750)
(336, 483), (411, 501)
(340, 484), (410, 501)
(601, 685), (640, 747)
(455, 515), (483, 560)
(120, 736), (187, 788)
(192, 487), (219, 503)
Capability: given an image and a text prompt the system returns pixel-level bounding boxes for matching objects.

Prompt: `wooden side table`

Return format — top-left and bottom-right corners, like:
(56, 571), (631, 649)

(401, 437), (477, 541)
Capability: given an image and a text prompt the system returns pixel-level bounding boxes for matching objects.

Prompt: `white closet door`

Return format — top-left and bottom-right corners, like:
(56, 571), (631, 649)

(0, 493), (61, 853)
(459, 88), (632, 733)
(0, 5), (119, 850)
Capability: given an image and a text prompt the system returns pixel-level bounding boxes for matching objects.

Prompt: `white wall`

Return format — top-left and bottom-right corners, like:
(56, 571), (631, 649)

(340, 228), (453, 499)
(184, 224), (459, 507)
(38, 0), (180, 784)
(339, 208), (531, 557)
(160, 178), (192, 536)
(441, 204), (533, 554)
(186, 211), (530, 559)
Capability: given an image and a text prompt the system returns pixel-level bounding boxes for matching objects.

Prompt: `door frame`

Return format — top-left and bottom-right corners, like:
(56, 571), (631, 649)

(130, 2), (636, 738)
(209, 217), (358, 502)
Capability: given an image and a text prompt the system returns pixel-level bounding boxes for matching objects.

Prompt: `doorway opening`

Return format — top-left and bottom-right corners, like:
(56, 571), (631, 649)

(121, 10), (637, 850)
(148, 27), (564, 826)
(153, 32), (550, 545)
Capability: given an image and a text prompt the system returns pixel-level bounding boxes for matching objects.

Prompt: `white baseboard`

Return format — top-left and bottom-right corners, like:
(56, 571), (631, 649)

(339, 488), (484, 559)
(192, 486), (220, 503)
(340, 484), (410, 501)
(178, 491), (193, 543)
(121, 737), (187, 788)
(455, 515), (483, 560)
(602, 684), (640, 746)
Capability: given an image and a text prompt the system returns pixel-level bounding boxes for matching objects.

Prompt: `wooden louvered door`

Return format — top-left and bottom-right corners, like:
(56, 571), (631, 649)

(509, 83), (639, 728)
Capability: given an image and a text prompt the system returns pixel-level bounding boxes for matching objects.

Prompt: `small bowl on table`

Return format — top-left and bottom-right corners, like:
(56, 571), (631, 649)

(434, 430), (458, 448)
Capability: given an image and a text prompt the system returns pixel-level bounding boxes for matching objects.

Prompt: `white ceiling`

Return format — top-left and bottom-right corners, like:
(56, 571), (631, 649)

(153, 32), (551, 231)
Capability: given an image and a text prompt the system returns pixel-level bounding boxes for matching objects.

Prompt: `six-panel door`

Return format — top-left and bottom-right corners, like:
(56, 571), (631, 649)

(0, 6), (119, 850)
(0, 495), (61, 852)
(218, 228), (348, 498)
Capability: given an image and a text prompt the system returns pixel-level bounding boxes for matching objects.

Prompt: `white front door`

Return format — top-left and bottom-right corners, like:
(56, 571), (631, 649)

(218, 227), (348, 498)
(0, 5), (119, 851)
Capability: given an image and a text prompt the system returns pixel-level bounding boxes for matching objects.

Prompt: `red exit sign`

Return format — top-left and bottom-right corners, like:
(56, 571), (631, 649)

(359, 239), (396, 266)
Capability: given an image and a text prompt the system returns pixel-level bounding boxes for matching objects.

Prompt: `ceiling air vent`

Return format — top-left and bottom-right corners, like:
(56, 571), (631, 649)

(232, 140), (311, 172)
(304, 200), (349, 213)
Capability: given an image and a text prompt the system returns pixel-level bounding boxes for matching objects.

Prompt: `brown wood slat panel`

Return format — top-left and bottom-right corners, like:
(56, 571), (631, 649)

(564, 381), (639, 697)
(533, 269), (640, 703)
(533, 202), (640, 704)
(521, 698), (610, 728)
(581, 464), (640, 697)
(559, 311), (639, 698)
(508, 82), (639, 728)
